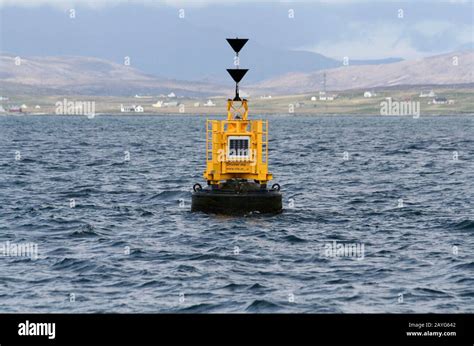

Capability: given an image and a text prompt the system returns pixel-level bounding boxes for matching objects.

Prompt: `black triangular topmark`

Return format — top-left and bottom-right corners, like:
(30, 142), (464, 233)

(227, 69), (248, 83)
(226, 38), (248, 54)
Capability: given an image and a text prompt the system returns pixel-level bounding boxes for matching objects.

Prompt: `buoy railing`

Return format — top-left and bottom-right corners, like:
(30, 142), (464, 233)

(262, 120), (268, 163)
(206, 119), (213, 162)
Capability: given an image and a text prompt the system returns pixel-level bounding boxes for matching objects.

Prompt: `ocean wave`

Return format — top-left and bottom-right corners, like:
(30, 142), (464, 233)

(453, 219), (474, 231)
(52, 258), (96, 272)
(281, 234), (307, 243)
(70, 224), (99, 237)
(178, 303), (216, 313)
(245, 299), (283, 312)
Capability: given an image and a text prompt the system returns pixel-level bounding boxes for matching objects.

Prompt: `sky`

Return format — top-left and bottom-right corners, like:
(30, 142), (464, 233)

(0, 0), (472, 80)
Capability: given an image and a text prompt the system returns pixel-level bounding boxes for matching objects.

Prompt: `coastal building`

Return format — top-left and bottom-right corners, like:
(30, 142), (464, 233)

(0, 105), (5, 112)
(35, 105), (41, 109)
(167, 92), (176, 98)
(20, 104), (28, 109)
(311, 96), (317, 101)
(9, 106), (22, 112)
(194, 102), (200, 107)
(204, 99), (216, 107)
(152, 101), (163, 108)
(121, 104), (132, 112)
(432, 97), (448, 105)
(364, 91), (376, 98)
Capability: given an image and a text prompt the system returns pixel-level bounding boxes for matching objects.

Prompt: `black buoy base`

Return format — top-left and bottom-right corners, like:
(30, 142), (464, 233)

(191, 179), (282, 215)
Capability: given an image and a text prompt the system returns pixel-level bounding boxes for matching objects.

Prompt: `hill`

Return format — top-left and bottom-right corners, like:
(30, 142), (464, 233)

(251, 51), (474, 94)
(0, 54), (227, 97)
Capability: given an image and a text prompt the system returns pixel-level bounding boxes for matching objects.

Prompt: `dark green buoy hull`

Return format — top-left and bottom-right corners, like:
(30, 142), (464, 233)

(191, 181), (282, 215)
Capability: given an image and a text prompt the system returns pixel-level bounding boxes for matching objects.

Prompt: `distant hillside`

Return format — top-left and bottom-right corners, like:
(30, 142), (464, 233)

(1, 51), (472, 98)
(251, 51), (474, 94)
(0, 54), (228, 97)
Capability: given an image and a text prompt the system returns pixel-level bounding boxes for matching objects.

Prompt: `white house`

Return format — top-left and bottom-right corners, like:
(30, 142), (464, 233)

(20, 104), (28, 109)
(0, 105), (5, 112)
(167, 92), (176, 98)
(204, 99), (216, 107)
(152, 101), (163, 108)
(134, 105), (144, 112)
(311, 96), (317, 101)
(121, 104), (132, 112)
(364, 91), (376, 98)
(194, 102), (200, 107)
(35, 105), (41, 109)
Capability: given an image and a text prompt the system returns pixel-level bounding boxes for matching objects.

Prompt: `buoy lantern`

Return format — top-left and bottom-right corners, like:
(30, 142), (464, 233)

(191, 38), (282, 214)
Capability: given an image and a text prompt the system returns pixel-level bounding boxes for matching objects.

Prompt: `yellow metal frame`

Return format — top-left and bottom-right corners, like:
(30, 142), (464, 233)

(204, 99), (272, 185)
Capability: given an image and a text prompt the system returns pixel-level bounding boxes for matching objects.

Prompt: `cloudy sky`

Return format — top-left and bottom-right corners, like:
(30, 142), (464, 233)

(0, 0), (472, 80)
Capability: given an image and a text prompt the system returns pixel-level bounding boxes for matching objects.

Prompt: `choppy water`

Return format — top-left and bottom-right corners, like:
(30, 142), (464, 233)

(0, 114), (473, 313)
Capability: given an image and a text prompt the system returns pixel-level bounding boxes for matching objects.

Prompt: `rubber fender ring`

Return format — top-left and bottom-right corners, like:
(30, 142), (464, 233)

(271, 183), (280, 192)
(193, 183), (202, 192)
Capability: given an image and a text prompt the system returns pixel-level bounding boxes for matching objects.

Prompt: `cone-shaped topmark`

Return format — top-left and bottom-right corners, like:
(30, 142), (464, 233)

(226, 38), (248, 54)
(227, 69), (248, 84)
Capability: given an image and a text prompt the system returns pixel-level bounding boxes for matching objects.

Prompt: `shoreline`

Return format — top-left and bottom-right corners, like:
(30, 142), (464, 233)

(2, 86), (473, 117)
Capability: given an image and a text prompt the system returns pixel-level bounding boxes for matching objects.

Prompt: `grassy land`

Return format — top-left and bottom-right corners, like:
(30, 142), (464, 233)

(3, 86), (473, 116)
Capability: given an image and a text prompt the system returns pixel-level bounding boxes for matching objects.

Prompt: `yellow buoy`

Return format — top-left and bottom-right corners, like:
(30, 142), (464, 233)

(192, 38), (282, 214)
